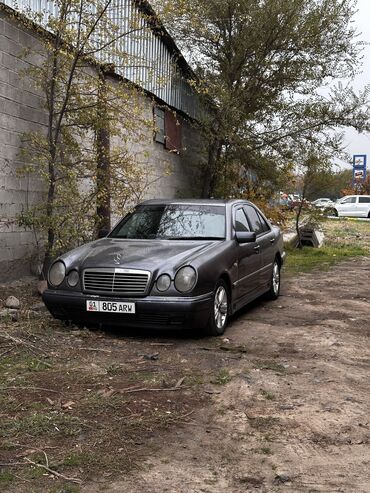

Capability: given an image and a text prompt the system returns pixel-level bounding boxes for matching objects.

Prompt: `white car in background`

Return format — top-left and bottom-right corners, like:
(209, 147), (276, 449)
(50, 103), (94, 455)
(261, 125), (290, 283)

(312, 198), (334, 208)
(332, 195), (370, 218)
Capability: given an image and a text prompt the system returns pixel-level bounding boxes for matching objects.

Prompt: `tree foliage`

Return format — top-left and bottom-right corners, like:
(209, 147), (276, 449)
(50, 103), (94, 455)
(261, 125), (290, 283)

(155, 0), (370, 198)
(13, 0), (158, 275)
(294, 168), (353, 200)
(341, 174), (370, 196)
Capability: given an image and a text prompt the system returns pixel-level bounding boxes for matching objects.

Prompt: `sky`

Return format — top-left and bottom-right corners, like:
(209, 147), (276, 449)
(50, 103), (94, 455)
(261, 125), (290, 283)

(340, 0), (370, 169)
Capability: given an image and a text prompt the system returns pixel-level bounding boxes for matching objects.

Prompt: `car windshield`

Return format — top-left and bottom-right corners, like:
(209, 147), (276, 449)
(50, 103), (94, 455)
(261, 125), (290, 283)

(110, 204), (226, 240)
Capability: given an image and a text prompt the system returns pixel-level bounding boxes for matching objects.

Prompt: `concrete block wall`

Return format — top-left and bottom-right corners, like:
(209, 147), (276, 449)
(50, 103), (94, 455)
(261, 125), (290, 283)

(0, 10), (47, 281)
(0, 8), (206, 282)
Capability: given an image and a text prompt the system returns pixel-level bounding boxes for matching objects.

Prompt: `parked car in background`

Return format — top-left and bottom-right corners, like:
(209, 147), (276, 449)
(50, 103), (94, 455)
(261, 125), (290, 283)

(312, 198), (335, 209)
(43, 199), (285, 336)
(288, 197), (312, 210)
(330, 195), (370, 218)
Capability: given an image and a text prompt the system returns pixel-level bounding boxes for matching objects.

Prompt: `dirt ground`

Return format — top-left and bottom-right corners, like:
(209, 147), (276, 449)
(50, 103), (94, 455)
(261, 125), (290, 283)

(1, 256), (370, 493)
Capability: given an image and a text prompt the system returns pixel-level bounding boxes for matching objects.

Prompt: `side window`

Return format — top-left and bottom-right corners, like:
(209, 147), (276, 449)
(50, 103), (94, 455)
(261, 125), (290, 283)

(342, 197), (356, 204)
(154, 107), (165, 144)
(244, 205), (263, 235)
(359, 197), (370, 203)
(235, 208), (250, 232)
(256, 211), (270, 233)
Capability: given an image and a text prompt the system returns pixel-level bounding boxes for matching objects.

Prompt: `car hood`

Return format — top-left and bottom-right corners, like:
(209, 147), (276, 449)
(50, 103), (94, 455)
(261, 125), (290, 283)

(62, 238), (221, 273)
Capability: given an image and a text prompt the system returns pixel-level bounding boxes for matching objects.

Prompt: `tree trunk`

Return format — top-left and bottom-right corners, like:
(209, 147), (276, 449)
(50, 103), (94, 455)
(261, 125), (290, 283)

(96, 67), (111, 235)
(202, 138), (222, 198)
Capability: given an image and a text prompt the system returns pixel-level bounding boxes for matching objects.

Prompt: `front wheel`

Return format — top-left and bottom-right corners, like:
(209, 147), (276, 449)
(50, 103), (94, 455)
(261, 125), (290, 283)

(204, 280), (229, 336)
(266, 260), (281, 300)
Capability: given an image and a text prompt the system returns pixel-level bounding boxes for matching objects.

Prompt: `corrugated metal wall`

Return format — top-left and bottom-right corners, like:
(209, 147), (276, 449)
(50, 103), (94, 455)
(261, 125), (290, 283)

(2, 0), (199, 119)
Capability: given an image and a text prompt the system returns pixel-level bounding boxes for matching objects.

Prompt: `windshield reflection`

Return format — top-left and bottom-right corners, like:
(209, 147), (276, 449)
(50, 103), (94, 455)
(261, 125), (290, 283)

(110, 205), (226, 240)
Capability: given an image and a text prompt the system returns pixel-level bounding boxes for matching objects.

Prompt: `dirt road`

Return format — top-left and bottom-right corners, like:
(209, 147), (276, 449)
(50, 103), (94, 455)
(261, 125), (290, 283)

(2, 257), (370, 493)
(87, 257), (370, 493)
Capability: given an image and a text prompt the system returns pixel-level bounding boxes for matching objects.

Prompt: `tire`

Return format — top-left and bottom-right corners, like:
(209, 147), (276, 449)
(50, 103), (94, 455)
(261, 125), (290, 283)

(368, 211), (370, 219)
(204, 279), (230, 336)
(266, 259), (281, 300)
(333, 209), (338, 217)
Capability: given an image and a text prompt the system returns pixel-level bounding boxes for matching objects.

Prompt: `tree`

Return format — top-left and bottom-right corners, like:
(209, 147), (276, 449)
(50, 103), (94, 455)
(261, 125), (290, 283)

(341, 174), (370, 196)
(292, 153), (331, 248)
(13, 0), (157, 276)
(155, 0), (370, 198)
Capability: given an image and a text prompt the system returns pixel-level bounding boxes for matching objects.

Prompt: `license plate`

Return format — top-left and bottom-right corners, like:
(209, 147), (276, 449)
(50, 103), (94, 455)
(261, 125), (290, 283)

(86, 300), (135, 314)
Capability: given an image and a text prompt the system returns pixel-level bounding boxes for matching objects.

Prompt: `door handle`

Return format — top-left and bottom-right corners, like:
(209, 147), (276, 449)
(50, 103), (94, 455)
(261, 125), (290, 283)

(270, 238), (275, 244)
(254, 245), (260, 253)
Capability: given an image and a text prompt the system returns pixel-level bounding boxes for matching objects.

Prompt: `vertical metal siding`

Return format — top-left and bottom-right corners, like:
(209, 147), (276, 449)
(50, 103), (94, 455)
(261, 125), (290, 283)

(2, 0), (199, 119)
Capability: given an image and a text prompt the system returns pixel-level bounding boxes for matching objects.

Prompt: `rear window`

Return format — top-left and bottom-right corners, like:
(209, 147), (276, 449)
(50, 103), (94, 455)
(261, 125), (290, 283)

(359, 197), (370, 203)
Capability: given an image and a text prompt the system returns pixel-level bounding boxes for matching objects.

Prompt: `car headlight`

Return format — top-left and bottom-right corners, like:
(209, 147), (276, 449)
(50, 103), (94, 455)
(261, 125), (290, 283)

(156, 274), (171, 292)
(49, 261), (66, 287)
(67, 269), (79, 287)
(174, 266), (196, 293)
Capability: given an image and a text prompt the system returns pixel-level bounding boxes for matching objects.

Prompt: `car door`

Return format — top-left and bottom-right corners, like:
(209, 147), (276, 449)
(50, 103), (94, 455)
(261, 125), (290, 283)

(357, 196), (370, 217)
(244, 204), (275, 289)
(233, 206), (261, 302)
(337, 196), (356, 216)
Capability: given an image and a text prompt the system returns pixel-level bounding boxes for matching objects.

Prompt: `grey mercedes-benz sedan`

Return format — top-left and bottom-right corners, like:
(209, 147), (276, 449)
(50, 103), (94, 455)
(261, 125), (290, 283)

(43, 199), (285, 335)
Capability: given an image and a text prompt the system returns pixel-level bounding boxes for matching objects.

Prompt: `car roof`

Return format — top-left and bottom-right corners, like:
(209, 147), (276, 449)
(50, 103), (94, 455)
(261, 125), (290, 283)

(140, 198), (250, 206)
(341, 194), (370, 198)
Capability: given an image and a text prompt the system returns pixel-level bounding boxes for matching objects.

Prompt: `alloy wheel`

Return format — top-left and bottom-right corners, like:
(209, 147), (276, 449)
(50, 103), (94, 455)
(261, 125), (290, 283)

(214, 285), (228, 329)
(272, 262), (280, 296)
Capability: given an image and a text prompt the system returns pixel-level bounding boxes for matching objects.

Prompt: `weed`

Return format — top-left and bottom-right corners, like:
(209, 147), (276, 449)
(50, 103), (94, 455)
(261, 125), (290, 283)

(248, 416), (279, 431)
(62, 452), (94, 468)
(186, 374), (204, 386)
(1, 412), (85, 438)
(26, 357), (53, 371)
(26, 463), (46, 480)
(0, 470), (14, 485)
(260, 447), (273, 455)
(211, 369), (232, 385)
(106, 364), (124, 375)
(253, 360), (286, 373)
(261, 390), (276, 400)
(204, 477), (218, 485)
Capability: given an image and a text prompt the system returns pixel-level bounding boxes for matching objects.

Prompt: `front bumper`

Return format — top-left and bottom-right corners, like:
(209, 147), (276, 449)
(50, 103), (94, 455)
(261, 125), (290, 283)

(42, 289), (213, 330)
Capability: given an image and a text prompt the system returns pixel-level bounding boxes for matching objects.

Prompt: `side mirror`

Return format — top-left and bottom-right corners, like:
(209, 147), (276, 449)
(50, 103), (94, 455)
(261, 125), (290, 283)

(235, 231), (256, 244)
(98, 228), (109, 239)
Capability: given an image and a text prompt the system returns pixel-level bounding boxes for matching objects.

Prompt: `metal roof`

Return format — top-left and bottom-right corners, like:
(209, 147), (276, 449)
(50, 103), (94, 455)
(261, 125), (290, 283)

(1, 0), (201, 119)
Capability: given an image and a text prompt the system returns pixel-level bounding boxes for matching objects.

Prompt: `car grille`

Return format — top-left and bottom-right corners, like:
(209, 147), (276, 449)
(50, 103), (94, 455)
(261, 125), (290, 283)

(83, 268), (150, 295)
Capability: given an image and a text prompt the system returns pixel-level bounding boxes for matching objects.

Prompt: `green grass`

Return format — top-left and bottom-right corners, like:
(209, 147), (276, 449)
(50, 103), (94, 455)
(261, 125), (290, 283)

(26, 357), (53, 371)
(211, 368), (232, 385)
(186, 374), (204, 386)
(0, 471), (15, 486)
(1, 412), (85, 438)
(284, 243), (368, 275)
(62, 451), (94, 468)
